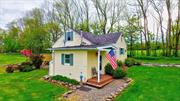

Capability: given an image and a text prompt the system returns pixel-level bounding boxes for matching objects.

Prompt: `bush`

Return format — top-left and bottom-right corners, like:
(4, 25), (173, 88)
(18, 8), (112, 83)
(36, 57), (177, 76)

(6, 65), (15, 73)
(117, 60), (123, 67)
(19, 65), (34, 72)
(125, 58), (142, 67)
(112, 68), (127, 79)
(105, 63), (114, 75)
(125, 58), (136, 67)
(30, 54), (43, 69)
(21, 62), (32, 66)
(51, 75), (79, 85)
(105, 60), (123, 75)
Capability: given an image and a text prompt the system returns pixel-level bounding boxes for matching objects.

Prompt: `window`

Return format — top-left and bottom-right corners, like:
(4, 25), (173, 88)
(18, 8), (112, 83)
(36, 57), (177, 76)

(65, 31), (73, 41)
(61, 54), (73, 66)
(120, 48), (125, 55)
(65, 54), (70, 64)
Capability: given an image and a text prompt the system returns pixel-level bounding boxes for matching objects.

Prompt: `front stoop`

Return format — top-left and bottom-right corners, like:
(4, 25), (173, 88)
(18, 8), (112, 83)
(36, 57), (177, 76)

(86, 75), (113, 88)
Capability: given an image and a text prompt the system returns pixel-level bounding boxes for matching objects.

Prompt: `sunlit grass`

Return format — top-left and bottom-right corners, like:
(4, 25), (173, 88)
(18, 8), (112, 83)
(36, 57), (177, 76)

(115, 66), (180, 101)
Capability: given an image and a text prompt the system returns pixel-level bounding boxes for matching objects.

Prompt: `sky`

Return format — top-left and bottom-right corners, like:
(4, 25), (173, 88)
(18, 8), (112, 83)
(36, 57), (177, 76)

(0, 0), (44, 29)
(0, 0), (178, 33)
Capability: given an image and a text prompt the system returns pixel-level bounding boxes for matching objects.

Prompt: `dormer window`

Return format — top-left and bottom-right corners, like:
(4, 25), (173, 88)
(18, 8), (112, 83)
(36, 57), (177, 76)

(65, 31), (73, 41)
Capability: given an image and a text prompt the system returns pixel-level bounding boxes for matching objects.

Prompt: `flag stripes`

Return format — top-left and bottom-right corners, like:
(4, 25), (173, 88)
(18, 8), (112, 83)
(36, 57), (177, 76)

(106, 49), (117, 70)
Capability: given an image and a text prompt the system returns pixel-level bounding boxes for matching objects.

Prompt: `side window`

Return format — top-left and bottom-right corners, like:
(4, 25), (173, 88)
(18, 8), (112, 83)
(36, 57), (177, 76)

(65, 31), (73, 41)
(119, 48), (125, 55)
(61, 54), (73, 66)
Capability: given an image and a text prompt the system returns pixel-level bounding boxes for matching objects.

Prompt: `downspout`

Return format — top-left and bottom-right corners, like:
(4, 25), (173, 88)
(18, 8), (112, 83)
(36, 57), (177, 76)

(52, 50), (55, 76)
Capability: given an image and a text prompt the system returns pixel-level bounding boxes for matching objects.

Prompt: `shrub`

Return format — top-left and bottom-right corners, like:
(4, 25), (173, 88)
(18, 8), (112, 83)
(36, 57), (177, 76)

(125, 58), (136, 67)
(134, 61), (141, 65)
(30, 54), (43, 69)
(21, 62), (32, 66)
(6, 65), (15, 73)
(105, 63), (114, 75)
(117, 60), (123, 67)
(19, 65), (33, 72)
(112, 68), (127, 79)
(17, 62), (33, 72)
(105, 60), (123, 75)
(20, 49), (32, 57)
(51, 75), (79, 85)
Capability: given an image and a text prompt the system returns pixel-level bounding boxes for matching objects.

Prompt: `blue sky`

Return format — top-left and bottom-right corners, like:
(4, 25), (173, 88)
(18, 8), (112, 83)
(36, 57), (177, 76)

(0, 0), (43, 29)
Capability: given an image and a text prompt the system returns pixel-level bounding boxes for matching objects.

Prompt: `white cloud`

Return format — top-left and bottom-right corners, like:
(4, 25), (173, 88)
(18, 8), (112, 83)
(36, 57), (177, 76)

(0, 0), (44, 29)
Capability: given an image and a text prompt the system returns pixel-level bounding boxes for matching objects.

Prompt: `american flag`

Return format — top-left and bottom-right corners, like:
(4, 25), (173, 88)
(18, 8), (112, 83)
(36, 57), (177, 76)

(106, 49), (117, 70)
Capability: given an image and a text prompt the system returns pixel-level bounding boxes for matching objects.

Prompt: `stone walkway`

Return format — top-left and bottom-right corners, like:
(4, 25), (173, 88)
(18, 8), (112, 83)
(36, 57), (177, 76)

(65, 79), (129, 101)
(142, 63), (180, 67)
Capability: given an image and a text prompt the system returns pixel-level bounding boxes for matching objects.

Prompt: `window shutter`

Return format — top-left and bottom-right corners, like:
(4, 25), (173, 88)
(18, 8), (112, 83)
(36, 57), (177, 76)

(70, 54), (73, 66)
(61, 54), (64, 65)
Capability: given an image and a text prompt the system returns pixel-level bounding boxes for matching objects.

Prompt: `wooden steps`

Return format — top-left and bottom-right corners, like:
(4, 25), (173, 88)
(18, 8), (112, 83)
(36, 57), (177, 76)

(86, 75), (113, 88)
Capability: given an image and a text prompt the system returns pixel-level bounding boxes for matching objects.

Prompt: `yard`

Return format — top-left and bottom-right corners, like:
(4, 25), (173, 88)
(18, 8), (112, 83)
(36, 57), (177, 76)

(0, 53), (27, 73)
(0, 69), (67, 101)
(0, 54), (180, 101)
(115, 66), (180, 101)
(0, 53), (67, 101)
(134, 56), (180, 64)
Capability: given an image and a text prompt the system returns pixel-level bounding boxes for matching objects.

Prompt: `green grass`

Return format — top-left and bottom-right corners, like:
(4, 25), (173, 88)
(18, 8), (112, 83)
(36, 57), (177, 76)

(0, 53), (27, 73)
(115, 66), (180, 101)
(128, 50), (180, 57)
(134, 56), (180, 64)
(0, 69), (67, 101)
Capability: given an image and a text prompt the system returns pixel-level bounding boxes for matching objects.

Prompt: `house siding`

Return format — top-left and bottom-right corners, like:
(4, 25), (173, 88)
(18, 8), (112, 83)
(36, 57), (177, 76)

(53, 31), (92, 48)
(53, 50), (88, 81)
(51, 32), (127, 82)
(114, 35), (127, 62)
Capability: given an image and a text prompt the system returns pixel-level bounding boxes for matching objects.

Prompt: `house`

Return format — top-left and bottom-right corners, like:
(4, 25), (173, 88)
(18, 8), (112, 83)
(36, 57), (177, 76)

(49, 29), (127, 84)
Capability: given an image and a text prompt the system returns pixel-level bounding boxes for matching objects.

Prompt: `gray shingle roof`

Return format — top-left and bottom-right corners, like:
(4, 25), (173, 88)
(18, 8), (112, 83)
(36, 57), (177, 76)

(74, 30), (122, 45)
(49, 30), (122, 50)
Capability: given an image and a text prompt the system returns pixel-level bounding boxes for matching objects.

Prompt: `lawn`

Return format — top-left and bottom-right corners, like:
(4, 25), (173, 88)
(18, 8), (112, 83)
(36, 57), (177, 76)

(115, 66), (180, 101)
(0, 69), (67, 101)
(134, 56), (180, 64)
(0, 53), (27, 73)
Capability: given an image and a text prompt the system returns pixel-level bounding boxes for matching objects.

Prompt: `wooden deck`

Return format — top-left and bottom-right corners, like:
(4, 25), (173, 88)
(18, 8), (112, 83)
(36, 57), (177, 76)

(86, 75), (113, 88)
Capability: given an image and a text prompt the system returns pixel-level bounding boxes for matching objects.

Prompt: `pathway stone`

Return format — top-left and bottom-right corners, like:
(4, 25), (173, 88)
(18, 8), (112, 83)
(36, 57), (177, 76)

(65, 79), (129, 101)
(142, 63), (180, 67)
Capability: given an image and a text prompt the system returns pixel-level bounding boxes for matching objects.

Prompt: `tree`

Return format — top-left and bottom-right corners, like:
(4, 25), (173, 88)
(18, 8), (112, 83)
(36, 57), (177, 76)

(174, 0), (180, 57)
(120, 16), (142, 56)
(150, 0), (166, 56)
(92, 0), (126, 34)
(165, 0), (173, 56)
(137, 0), (151, 56)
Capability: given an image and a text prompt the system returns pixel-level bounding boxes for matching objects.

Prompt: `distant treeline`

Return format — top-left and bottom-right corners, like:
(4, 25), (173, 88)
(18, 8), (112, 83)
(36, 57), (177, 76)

(0, 0), (179, 57)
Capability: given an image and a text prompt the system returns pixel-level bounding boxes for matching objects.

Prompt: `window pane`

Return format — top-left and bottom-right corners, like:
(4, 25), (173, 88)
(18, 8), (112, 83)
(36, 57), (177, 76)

(65, 59), (70, 63)
(65, 54), (70, 64)
(66, 32), (73, 41)
(65, 54), (70, 58)
(120, 48), (124, 55)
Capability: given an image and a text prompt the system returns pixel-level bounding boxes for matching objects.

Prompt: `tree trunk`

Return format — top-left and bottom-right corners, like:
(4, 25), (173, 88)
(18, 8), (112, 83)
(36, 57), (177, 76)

(175, 0), (180, 57)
